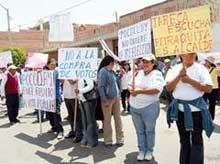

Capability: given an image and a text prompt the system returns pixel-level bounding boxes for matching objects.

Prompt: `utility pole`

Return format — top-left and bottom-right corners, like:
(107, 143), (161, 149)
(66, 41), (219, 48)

(0, 3), (10, 32)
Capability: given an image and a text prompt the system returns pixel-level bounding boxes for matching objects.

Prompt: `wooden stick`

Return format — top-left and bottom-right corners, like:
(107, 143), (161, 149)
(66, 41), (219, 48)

(73, 81), (78, 132)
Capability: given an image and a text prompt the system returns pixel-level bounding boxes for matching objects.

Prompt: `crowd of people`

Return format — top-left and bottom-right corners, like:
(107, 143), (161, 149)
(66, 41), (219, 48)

(0, 52), (219, 164)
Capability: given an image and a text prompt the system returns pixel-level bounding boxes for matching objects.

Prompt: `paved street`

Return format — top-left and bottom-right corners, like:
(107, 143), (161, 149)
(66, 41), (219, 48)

(0, 102), (220, 164)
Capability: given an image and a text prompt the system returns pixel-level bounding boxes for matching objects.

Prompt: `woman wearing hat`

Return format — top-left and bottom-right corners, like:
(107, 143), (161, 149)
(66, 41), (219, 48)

(0, 65), (22, 124)
(129, 54), (164, 161)
(203, 56), (220, 120)
(119, 61), (132, 113)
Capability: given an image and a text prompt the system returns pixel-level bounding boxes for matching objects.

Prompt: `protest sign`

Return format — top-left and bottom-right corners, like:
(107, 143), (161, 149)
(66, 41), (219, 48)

(0, 51), (13, 68)
(152, 5), (212, 57)
(49, 12), (74, 42)
(21, 71), (56, 112)
(118, 19), (152, 61)
(25, 52), (48, 69)
(58, 48), (98, 80)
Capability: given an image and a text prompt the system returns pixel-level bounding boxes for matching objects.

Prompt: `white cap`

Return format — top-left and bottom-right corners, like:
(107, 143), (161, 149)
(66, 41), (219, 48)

(8, 65), (17, 70)
(142, 54), (156, 61)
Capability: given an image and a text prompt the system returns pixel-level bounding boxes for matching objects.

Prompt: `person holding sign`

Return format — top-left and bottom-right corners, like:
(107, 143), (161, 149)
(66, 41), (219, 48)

(98, 56), (124, 147)
(75, 79), (98, 148)
(0, 65), (22, 125)
(166, 53), (213, 164)
(63, 79), (83, 142)
(128, 54), (164, 161)
(46, 58), (64, 140)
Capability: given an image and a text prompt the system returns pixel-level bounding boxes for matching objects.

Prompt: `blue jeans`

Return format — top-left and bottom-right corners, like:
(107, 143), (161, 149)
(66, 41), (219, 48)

(79, 99), (98, 147)
(130, 101), (160, 153)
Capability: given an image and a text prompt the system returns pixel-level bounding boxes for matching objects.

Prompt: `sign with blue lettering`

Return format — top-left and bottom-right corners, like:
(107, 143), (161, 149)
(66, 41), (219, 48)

(118, 19), (152, 61)
(58, 48), (98, 80)
(21, 71), (56, 112)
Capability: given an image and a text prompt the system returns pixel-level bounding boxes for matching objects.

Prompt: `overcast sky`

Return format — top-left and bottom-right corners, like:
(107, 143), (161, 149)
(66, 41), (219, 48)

(0, 0), (166, 31)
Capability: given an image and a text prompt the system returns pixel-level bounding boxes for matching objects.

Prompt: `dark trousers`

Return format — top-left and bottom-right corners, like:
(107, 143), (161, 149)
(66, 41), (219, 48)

(80, 99), (98, 146)
(64, 98), (83, 139)
(176, 111), (204, 164)
(6, 93), (19, 122)
(203, 89), (218, 120)
(47, 99), (64, 133)
(121, 89), (130, 111)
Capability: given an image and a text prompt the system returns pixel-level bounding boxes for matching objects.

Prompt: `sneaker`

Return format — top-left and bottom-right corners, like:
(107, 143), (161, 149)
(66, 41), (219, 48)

(57, 132), (64, 140)
(145, 151), (153, 161)
(137, 151), (145, 161)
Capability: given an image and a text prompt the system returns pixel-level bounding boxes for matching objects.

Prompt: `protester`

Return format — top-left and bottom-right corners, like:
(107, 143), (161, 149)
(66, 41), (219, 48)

(166, 53), (213, 164)
(63, 79), (83, 143)
(128, 54), (164, 161)
(46, 58), (64, 139)
(161, 58), (173, 105)
(98, 55), (124, 147)
(203, 56), (220, 120)
(76, 79), (98, 148)
(119, 61), (132, 113)
(0, 65), (22, 125)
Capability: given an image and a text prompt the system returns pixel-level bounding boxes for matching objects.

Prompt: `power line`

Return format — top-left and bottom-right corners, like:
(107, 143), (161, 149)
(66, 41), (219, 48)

(10, 0), (96, 30)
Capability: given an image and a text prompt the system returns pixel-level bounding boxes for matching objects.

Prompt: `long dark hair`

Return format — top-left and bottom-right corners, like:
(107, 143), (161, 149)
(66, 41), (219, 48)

(98, 56), (115, 72)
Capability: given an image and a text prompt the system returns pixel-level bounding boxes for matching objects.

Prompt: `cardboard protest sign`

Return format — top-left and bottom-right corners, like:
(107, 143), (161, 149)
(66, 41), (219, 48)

(21, 71), (56, 112)
(58, 48), (98, 80)
(118, 19), (152, 61)
(0, 51), (13, 68)
(25, 52), (48, 69)
(152, 5), (212, 57)
(49, 13), (74, 42)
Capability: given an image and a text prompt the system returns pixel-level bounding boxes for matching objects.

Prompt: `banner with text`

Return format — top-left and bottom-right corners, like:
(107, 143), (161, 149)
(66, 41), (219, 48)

(21, 71), (56, 112)
(118, 19), (152, 61)
(152, 5), (212, 57)
(25, 52), (48, 69)
(0, 51), (13, 68)
(58, 48), (98, 79)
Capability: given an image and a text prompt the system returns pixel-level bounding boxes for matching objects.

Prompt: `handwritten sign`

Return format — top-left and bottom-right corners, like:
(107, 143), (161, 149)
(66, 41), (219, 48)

(118, 19), (152, 61)
(58, 48), (98, 80)
(25, 52), (48, 69)
(21, 71), (56, 112)
(152, 5), (212, 57)
(0, 51), (13, 68)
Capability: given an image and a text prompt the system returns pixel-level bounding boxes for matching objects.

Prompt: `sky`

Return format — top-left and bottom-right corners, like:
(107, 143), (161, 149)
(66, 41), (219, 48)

(0, 0), (166, 31)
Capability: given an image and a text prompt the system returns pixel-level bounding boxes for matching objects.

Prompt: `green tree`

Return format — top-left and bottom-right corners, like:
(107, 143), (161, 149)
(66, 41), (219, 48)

(0, 48), (26, 66)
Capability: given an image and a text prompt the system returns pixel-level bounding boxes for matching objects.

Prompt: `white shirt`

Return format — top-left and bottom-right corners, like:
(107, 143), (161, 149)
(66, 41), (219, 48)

(165, 63), (212, 112)
(129, 70), (164, 109)
(121, 71), (132, 90)
(63, 80), (77, 99)
(78, 79), (94, 102)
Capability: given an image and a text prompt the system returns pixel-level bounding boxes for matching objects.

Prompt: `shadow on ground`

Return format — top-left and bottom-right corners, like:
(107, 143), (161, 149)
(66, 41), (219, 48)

(35, 151), (88, 164)
(14, 132), (56, 149)
(124, 152), (159, 164)
(213, 123), (220, 134)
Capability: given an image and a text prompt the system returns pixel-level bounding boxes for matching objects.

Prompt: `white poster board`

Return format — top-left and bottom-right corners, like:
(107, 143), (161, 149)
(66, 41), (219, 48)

(118, 19), (152, 61)
(49, 13), (74, 42)
(21, 71), (56, 112)
(58, 48), (98, 80)
(0, 51), (13, 68)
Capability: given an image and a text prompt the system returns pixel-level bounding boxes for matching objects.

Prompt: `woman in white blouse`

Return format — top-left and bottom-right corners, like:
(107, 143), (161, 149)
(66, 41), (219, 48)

(75, 79), (98, 148)
(129, 54), (164, 161)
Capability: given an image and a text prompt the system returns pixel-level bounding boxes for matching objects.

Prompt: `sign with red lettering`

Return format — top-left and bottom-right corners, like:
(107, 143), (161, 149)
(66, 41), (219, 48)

(152, 5), (213, 57)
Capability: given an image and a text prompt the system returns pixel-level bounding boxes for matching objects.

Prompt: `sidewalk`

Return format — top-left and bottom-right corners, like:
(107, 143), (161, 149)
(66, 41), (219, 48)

(0, 103), (220, 164)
